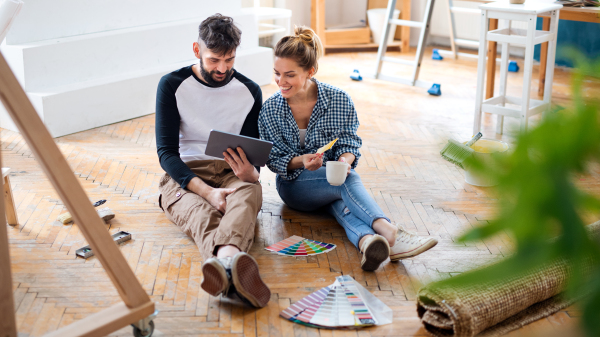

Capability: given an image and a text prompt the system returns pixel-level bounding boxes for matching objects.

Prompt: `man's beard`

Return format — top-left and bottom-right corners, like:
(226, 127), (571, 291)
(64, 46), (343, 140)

(199, 59), (234, 87)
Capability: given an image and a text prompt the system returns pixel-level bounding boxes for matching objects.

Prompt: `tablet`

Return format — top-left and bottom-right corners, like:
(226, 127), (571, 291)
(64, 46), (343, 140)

(205, 130), (273, 167)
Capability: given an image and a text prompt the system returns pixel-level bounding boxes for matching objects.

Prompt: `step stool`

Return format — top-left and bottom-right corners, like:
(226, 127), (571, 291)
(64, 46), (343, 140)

(473, 1), (562, 135)
(371, 0), (441, 95)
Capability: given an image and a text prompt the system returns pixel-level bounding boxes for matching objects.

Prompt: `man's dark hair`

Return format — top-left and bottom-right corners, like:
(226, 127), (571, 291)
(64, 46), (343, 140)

(199, 14), (242, 56)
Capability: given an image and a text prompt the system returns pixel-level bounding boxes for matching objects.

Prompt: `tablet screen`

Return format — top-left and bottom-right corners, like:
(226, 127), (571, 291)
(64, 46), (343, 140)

(205, 130), (273, 167)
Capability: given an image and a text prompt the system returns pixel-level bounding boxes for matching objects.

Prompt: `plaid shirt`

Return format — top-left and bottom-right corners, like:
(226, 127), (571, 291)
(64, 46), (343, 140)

(259, 79), (362, 180)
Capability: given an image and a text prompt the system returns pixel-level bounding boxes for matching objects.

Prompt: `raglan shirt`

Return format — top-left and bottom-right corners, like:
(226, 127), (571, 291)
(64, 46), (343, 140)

(156, 65), (262, 189)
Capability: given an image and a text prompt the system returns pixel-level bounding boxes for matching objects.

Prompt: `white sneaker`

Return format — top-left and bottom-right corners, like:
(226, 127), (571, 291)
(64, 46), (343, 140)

(360, 234), (390, 271)
(389, 226), (437, 261)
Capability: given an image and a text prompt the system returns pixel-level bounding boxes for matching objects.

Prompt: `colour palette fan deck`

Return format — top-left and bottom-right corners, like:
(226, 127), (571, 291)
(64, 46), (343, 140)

(280, 275), (377, 329)
(265, 235), (336, 256)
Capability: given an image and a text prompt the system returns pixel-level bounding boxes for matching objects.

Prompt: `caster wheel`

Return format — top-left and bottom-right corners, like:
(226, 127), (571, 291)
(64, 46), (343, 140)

(132, 320), (154, 337)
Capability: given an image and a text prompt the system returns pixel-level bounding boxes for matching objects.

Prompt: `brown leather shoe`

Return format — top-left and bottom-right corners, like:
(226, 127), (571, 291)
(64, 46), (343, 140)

(201, 257), (231, 297)
(230, 252), (271, 308)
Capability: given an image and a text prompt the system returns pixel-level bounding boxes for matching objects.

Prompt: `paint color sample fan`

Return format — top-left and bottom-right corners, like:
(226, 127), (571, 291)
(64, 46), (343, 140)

(280, 275), (383, 329)
(266, 235), (336, 256)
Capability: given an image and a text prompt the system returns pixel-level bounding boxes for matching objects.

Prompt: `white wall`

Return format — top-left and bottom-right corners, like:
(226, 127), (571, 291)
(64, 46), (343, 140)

(6, 0), (243, 44)
(275, 0), (311, 28)
(325, 0), (368, 29)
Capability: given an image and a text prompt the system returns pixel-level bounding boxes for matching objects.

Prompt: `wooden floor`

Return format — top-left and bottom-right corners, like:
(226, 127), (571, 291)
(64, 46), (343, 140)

(3, 47), (593, 336)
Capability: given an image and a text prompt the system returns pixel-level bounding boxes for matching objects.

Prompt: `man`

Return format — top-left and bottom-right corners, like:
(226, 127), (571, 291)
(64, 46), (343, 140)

(155, 14), (270, 308)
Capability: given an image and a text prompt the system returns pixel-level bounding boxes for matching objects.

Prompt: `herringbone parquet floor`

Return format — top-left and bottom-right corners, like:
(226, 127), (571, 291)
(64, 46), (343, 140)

(3, 48), (593, 336)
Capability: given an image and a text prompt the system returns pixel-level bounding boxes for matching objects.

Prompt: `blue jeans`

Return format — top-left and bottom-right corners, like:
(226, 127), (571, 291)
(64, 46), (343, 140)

(276, 167), (390, 248)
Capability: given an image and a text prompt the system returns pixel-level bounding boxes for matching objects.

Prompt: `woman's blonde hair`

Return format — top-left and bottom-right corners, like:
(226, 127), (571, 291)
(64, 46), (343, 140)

(274, 26), (324, 75)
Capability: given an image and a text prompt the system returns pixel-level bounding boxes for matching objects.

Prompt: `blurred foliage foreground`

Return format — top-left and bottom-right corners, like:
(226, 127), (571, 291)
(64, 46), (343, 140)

(440, 53), (600, 335)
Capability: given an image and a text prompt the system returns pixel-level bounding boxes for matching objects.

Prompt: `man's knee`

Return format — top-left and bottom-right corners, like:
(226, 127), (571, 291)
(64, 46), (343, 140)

(230, 182), (262, 210)
(236, 181), (262, 197)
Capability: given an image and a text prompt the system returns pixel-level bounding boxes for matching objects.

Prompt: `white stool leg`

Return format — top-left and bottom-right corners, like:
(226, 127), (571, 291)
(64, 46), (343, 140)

(496, 41), (510, 134)
(473, 10), (489, 135)
(519, 15), (536, 133)
(543, 10), (560, 116)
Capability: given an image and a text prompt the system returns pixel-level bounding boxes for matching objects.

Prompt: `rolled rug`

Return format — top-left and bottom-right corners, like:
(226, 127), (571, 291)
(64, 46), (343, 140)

(0, 0), (23, 43)
(417, 221), (600, 337)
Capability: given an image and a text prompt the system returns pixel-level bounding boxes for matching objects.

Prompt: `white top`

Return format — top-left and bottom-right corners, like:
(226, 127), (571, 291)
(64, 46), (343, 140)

(299, 129), (307, 148)
(175, 76), (255, 162)
(480, 1), (562, 14)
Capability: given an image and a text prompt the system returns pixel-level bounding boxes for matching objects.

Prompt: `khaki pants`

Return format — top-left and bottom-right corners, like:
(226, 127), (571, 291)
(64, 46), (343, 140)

(158, 160), (262, 260)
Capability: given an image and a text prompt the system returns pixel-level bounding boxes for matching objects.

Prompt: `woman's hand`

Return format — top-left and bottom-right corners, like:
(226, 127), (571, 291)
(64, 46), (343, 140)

(338, 157), (351, 175)
(223, 147), (259, 183)
(302, 153), (323, 171)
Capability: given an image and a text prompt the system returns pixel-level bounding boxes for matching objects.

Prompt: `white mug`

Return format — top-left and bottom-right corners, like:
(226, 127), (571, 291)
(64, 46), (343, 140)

(326, 161), (349, 186)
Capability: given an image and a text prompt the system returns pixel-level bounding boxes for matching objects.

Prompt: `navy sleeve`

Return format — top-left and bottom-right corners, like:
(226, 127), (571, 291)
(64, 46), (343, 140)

(239, 85), (261, 139)
(155, 76), (197, 189)
(237, 73), (263, 172)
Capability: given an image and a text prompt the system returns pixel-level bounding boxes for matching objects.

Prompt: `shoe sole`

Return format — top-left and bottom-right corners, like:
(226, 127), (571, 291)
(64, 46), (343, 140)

(201, 260), (228, 297)
(231, 253), (271, 308)
(390, 238), (438, 261)
(361, 237), (390, 271)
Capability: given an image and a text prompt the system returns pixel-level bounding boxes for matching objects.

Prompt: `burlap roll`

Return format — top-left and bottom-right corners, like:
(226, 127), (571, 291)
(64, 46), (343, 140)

(417, 221), (599, 337)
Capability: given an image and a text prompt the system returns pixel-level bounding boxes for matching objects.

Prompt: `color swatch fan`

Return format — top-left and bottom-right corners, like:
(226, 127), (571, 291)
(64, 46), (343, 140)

(280, 275), (391, 329)
(266, 235), (336, 256)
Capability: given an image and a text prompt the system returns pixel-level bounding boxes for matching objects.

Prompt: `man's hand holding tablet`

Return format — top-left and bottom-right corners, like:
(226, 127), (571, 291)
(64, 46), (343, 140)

(205, 130), (273, 183)
(223, 147), (259, 183)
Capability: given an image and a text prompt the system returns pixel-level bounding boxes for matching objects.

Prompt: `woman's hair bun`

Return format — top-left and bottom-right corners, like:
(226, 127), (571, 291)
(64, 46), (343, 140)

(275, 26), (324, 75)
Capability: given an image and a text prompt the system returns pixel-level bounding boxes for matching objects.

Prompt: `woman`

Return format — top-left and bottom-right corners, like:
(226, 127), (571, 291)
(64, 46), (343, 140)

(258, 26), (437, 271)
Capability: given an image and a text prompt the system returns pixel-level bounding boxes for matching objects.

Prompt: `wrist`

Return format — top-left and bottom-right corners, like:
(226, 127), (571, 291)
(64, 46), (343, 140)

(245, 168), (260, 183)
(287, 155), (306, 170)
(189, 177), (212, 198)
(198, 184), (214, 199)
(253, 168), (260, 181)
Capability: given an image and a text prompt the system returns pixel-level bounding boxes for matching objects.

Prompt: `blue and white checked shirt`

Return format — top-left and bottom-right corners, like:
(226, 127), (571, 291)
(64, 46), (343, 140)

(259, 79), (362, 180)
